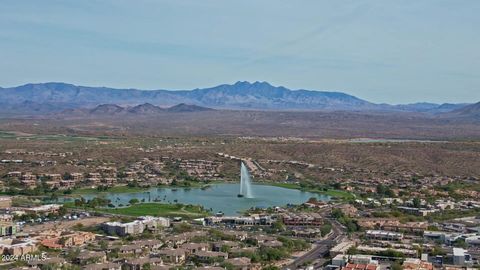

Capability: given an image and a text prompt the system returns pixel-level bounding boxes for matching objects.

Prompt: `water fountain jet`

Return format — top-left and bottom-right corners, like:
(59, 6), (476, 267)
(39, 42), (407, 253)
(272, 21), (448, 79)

(238, 161), (253, 198)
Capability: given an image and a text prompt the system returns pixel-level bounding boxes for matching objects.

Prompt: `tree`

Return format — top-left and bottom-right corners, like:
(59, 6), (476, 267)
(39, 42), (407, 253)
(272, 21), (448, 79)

(331, 208), (344, 219)
(391, 262), (403, 270)
(412, 197), (422, 208)
(453, 238), (468, 248)
(58, 237), (68, 246)
(62, 172), (72, 180)
(99, 240), (108, 250)
(377, 184), (395, 197)
(320, 221), (332, 236)
(65, 247), (81, 261)
(58, 206), (67, 216)
(432, 244), (446, 256)
(271, 220), (285, 232)
(347, 246), (358, 255)
(129, 198), (139, 205)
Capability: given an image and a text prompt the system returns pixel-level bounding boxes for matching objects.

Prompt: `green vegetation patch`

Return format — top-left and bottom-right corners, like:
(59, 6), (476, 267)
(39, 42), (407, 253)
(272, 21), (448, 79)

(266, 182), (355, 200)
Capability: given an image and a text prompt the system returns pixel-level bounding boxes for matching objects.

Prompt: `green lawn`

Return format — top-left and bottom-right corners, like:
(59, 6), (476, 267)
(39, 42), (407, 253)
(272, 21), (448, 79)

(265, 182), (355, 200)
(101, 203), (210, 218)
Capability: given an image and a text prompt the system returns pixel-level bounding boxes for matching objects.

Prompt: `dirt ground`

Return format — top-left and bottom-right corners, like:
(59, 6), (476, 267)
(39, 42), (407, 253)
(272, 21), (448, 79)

(22, 216), (109, 234)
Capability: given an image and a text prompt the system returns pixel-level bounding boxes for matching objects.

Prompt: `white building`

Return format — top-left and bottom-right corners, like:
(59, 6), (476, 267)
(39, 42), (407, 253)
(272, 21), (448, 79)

(365, 230), (403, 241)
(452, 248), (472, 266)
(102, 216), (170, 236)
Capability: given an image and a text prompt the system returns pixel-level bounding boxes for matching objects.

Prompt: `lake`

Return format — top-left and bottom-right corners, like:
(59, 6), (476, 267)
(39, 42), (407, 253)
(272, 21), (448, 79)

(77, 183), (330, 216)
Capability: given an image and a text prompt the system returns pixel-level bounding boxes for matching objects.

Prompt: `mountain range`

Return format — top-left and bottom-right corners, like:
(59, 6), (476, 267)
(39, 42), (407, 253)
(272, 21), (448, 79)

(448, 102), (480, 118)
(62, 103), (214, 117)
(0, 81), (474, 115)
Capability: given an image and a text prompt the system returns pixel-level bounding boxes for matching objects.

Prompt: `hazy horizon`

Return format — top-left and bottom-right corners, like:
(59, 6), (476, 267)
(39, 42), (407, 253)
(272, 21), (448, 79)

(1, 1), (479, 104)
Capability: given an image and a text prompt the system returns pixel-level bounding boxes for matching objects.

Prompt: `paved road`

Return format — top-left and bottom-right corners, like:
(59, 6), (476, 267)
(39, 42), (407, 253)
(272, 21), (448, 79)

(284, 219), (345, 270)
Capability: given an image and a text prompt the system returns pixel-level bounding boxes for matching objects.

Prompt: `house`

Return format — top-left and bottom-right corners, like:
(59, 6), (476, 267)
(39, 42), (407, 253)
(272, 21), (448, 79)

(0, 238), (38, 256)
(118, 244), (144, 256)
(342, 263), (379, 270)
(212, 241), (239, 252)
(0, 214), (13, 222)
(332, 255), (378, 267)
(397, 207), (438, 217)
(123, 257), (163, 270)
(21, 173), (37, 188)
(70, 173), (84, 181)
(281, 212), (323, 226)
(357, 218), (427, 234)
(41, 231), (96, 249)
(222, 230), (248, 241)
(194, 251), (228, 262)
(87, 173), (101, 185)
(365, 230), (403, 241)
(225, 257), (251, 270)
(292, 228), (320, 238)
(181, 242), (209, 254)
(157, 249), (186, 264)
(164, 231), (207, 247)
(74, 251), (106, 265)
(21, 173), (37, 181)
(7, 171), (22, 179)
(44, 174), (62, 181)
(402, 258), (433, 270)
(60, 180), (76, 189)
(28, 257), (66, 269)
(248, 234), (276, 245)
(83, 262), (122, 270)
(204, 215), (274, 226)
(132, 239), (163, 252)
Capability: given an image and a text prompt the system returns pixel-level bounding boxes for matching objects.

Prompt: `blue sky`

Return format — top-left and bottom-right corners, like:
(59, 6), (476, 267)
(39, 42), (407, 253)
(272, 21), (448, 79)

(0, 0), (479, 104)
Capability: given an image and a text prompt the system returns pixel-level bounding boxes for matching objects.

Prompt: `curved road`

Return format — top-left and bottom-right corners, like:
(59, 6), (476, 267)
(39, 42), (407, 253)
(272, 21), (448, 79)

(284, 219), (345, 270)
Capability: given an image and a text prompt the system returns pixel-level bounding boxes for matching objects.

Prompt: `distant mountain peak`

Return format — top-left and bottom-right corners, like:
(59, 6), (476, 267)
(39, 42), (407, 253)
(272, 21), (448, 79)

(90, 104), (125, 115)
(166, 103), (214, 112)
(127, 103), (164, 114)
(233, 80), (272, 87)
(450, 101), (480, 118)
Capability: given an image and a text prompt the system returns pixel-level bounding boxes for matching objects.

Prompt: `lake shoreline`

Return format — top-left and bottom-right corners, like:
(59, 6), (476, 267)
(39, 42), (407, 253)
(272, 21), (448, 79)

(61, 183), (331, 216)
